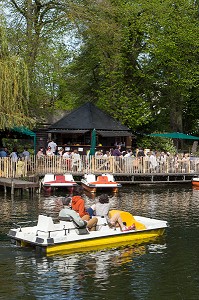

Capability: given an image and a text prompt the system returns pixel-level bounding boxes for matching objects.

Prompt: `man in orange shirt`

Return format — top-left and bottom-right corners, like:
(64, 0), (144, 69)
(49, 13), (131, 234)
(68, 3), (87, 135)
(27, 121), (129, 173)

(72, 186), (90, 221)
(60, 197), (97, 231)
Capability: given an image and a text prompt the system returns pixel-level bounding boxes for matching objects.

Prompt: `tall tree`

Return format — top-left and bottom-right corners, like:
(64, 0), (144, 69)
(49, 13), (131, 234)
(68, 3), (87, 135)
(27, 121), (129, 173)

(0, 17), (33, 130)
(4, 0), (71, 114)
(66, 0), (199, 133)
(142, 0), (199, 133)
(3, 0), (199, 136)
(65, 0), (153, 128)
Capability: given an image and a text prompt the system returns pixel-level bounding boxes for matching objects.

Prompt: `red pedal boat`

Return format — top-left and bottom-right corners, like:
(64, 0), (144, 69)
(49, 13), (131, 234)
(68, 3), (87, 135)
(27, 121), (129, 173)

(42, 174), (78, 188)
(191, 176), (199, 187)
(81, 173), (122, 193)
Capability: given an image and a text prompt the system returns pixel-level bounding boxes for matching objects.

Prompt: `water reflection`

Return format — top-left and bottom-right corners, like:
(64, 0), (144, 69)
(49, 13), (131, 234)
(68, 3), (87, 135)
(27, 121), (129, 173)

(5, 240), (166, 300)
(1, 184), (199, 299)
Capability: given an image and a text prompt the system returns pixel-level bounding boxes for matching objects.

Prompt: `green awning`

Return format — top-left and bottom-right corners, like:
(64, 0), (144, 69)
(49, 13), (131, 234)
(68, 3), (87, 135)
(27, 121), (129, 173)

(12, 127), (36, 154)
(147, 132), (199, 140)
(13, 127), (36, 137)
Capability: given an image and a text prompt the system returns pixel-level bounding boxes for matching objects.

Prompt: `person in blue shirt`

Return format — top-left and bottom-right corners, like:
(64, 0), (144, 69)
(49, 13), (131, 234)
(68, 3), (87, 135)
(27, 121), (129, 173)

(0, 147), (7, 157)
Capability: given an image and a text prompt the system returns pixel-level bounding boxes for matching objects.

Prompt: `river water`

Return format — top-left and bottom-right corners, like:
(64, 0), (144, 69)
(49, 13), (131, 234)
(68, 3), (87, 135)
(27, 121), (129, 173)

(0, 184), (199, 300)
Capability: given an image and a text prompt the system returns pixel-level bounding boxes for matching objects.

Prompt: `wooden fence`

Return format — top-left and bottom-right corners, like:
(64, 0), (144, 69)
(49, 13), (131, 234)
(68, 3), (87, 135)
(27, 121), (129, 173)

(1, 155), (199, 178)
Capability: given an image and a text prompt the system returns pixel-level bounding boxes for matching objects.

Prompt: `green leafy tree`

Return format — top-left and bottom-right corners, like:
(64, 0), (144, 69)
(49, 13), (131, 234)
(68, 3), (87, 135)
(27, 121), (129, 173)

(3, 0), (72, 115)
(142, 0), (199, 133)
(66, 0), (199, 134)
(65, 0), (153, 128)
(0, 17), (33, 130)
(3, 0), (199, 139)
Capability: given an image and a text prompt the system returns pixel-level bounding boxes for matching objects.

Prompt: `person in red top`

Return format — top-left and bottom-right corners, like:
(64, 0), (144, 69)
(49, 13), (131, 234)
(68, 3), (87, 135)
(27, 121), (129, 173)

(72, 186), (90, 221)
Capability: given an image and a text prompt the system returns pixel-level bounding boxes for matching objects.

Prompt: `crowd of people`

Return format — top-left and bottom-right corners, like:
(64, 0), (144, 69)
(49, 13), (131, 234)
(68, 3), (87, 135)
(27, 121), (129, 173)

(0, 146), (31, 176)
(0, 146), (30, 160)
(93, 147), (192, 173)
(0, 140), (193, 174)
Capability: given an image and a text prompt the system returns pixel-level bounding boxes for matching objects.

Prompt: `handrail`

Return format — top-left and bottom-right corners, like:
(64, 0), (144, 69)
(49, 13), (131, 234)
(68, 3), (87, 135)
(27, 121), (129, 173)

(0, 155), (199, 178)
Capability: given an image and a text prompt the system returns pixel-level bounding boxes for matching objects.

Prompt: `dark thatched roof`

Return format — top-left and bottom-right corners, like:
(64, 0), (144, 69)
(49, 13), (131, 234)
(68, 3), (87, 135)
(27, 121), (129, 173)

(48, 103), (131, 133)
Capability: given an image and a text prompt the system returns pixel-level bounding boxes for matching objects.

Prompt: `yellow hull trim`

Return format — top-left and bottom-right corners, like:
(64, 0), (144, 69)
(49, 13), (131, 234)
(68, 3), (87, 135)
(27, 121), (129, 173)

(45, 228), (165, 256)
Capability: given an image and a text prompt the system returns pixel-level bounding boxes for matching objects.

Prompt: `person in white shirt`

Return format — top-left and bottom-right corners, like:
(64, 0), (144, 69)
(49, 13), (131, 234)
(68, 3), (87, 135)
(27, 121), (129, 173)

(48, 140), (57, 154)
(71, 149), (81, 171)
(149, 152), (158, 172)
(46, 146), (54, 156)
(89, 194), (135, 232)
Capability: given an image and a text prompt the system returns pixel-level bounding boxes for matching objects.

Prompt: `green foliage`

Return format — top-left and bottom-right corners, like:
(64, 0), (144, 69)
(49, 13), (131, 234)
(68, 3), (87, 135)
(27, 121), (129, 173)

(4, 0), (73, 116)
(2, 0), (199, 138)
(65, 0), (154, 128)
(137, 136), (176, 154)
(139, 0), (199, 132)
(2, 138), (34, 154)
(64, 0), (199, 133)
(0, 17), (34, 130)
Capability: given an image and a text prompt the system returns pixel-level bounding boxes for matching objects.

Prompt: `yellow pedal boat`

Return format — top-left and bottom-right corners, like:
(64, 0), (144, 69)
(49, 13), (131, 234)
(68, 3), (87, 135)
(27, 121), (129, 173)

(8, 210), (168, 256)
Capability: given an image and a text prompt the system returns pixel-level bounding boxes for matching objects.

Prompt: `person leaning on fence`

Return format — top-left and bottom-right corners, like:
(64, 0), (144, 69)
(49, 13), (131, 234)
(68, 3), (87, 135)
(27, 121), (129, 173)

(124, 149), (133, 158)
(0, 147), (8, 157)
(10, 147), (18, 161)
(113, 146), (122, 157)
(149, 151), (158, 172)
(59, 197), (98, 231)
(57, 147), (64, 156)
(137, 148), (145, 157)
(48, 140), (57, 154)
(71, 149), (81, 171)
(37, 147), (45, 158)
(10, 147), (18, 171)
(22, 148), (30, 160)
(123, 149), (134, 172)
(0, 146), (8, 172)
(46, 146), (54, 156)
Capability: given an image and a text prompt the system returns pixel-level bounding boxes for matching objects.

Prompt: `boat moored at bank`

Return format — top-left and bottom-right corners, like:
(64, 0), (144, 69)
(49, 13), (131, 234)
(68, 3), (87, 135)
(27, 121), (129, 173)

(191, 175), (199, 187)
(41, 173), (78, 190)
(81, 173), (122, 193)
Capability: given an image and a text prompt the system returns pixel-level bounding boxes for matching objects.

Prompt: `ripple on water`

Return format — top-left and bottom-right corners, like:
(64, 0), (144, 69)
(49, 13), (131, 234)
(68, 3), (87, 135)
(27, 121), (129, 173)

(0, 185), (199, 299)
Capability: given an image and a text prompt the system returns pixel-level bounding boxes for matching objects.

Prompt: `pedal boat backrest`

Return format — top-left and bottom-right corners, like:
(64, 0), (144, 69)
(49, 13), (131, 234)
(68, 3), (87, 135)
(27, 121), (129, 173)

(64, 174), (74, 181)
(43, 174), (54, 183)
(55, 175), (65, 182)
(109, 210), (146, 230)
(97, 175), (108, 183)
(59, 216), (89, 235)
(36, 215), (57, 237)
(102, 173), (114, 182)
(86, 174), (96, 182)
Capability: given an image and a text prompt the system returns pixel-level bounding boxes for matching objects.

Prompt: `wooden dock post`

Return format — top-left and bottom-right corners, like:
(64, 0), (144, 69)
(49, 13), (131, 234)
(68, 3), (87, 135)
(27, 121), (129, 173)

(11, 178), (15, 195)
(4, 183), (7, 194)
